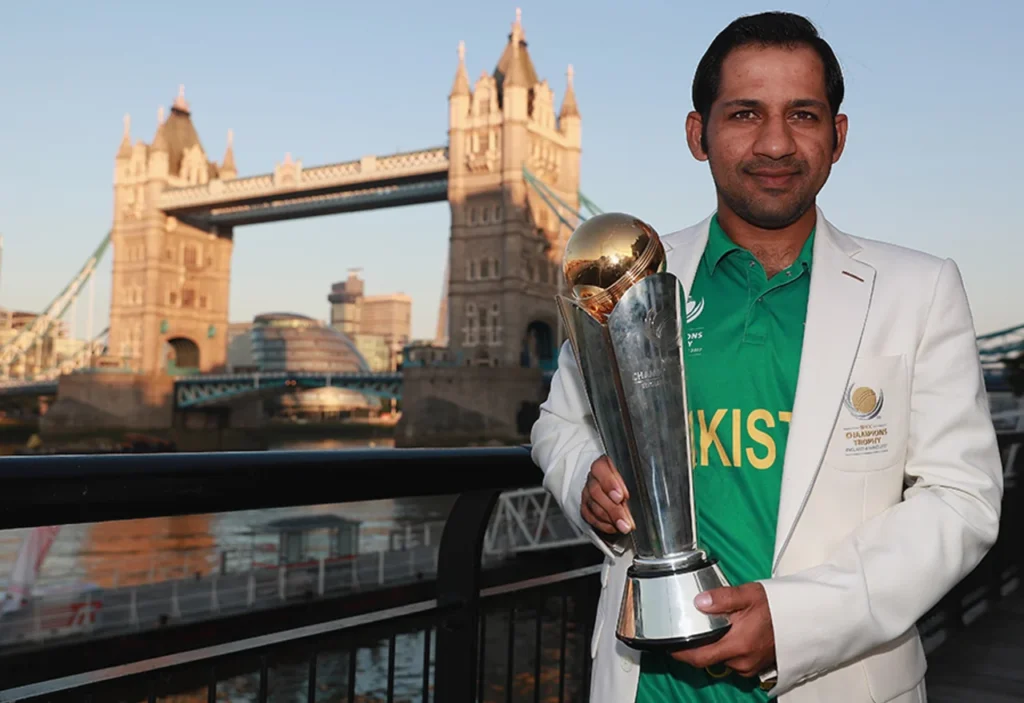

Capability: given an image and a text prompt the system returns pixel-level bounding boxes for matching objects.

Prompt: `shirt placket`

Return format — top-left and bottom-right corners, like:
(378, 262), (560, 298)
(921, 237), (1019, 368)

(742, 258), (768, 346)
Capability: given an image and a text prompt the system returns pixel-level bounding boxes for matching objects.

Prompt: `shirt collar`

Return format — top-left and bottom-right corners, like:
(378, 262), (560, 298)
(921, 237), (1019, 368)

(702, 213), (815, 275)
(702, 214), (742, 276)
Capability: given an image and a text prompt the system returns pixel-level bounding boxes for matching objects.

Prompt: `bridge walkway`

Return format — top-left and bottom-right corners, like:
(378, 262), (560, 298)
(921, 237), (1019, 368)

(926, 589), (1024, 702)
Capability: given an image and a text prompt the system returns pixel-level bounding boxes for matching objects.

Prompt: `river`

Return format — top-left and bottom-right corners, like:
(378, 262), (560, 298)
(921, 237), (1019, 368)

(0, 438), (593, 702)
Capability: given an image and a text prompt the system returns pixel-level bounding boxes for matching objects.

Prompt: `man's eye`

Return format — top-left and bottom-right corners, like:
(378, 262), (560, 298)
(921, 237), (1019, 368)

(731, 111), (756, 120)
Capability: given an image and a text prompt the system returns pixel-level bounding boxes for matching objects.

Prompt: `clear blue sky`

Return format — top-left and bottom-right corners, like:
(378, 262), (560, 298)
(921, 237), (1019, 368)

(0, 0), (1020, 341)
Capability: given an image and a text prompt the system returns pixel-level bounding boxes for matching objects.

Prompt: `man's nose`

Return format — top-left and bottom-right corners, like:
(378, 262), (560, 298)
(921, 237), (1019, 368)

(752, 116), (797, 159)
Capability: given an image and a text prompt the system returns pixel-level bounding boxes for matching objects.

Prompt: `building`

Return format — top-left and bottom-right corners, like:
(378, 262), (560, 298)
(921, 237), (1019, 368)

(327, 271), (411, 371)
(225, 321), (256, 373)
(250, 313), (369, 373)
(0, 308), (87, 380)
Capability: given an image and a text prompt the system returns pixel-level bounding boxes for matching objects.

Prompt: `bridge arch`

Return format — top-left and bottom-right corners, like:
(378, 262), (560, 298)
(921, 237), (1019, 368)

(521, 320), (556, 370)
(164, 337), (201, 375)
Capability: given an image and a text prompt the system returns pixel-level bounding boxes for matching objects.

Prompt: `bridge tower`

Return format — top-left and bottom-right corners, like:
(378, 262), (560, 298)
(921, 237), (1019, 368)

(110, 89), (234, 375)
(446, 9), (581, 369)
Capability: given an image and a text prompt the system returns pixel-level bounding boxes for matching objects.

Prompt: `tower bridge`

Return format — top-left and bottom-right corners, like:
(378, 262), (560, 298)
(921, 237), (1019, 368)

(0, 9), (1019, 443)
(108, 9), (580, 379)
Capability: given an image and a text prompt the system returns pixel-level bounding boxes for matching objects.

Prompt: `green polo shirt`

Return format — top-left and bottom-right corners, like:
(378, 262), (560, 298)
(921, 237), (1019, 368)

(635, 215), (814, 702)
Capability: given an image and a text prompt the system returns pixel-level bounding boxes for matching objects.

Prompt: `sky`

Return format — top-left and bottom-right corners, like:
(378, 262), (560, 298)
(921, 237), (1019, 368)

(0, 0), (1021, 341)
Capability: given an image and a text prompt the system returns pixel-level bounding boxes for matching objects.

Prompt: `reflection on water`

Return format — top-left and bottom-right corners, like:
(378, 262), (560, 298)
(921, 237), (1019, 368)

(0, 438), (461, 591)
(0, 438), (594, 703)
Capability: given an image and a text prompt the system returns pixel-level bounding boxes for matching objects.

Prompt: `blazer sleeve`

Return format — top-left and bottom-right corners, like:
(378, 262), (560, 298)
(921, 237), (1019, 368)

(758, 257), (1004, 696)
(531, 340), (629, 560)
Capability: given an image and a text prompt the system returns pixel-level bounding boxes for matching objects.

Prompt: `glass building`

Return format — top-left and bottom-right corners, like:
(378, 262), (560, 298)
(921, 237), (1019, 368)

(250, 313), (370, 373)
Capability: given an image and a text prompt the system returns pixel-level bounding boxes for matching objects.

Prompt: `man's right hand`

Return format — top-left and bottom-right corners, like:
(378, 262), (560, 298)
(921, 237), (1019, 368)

(581, 455), (635, 535)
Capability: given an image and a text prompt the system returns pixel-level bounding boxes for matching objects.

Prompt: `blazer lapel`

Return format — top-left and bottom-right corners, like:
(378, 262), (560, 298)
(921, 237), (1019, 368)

(663, 214), (713, 293)
(772, 211), (876, 572)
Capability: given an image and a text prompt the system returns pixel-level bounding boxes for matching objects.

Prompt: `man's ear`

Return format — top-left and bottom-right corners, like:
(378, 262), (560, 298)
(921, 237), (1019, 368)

(686, 111), (708, 162)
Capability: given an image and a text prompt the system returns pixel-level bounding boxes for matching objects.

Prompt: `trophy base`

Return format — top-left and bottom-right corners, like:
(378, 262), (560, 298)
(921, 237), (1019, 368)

(615, 558), (732, 650)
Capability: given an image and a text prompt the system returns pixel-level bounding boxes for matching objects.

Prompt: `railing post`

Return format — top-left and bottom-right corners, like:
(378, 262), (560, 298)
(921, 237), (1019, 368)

(433, 489), (502, 703)
(129, 588), (139, 628)
(171, 582), (181, 619)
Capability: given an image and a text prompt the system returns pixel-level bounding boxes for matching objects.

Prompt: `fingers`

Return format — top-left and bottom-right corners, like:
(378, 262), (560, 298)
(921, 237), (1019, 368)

(672, 585), (775, 678)
(693, 583), (760, 615)
(668, 632), (761, 677)
(581, 498), (618, 534)
(591, 455), (629, 501)
(670, 634), (739, 670)
(580, 456), (634, 535)
(587, 474), (633, 532)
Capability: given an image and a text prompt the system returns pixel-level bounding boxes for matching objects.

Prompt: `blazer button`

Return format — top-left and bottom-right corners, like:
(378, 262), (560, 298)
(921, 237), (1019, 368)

(621, 657), (633, 672)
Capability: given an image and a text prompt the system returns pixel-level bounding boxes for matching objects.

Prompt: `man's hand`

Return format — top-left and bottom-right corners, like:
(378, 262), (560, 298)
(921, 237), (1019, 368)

(580, 455), (635, 535)
(670, 582), (776, 678)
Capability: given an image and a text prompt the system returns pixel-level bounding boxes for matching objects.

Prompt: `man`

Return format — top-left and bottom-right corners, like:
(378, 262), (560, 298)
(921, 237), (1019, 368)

(531, 11), (1003, 703)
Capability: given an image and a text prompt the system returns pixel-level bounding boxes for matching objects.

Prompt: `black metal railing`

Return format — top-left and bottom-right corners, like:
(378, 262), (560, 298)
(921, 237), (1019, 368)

(0, 434), (1021, 702)
(917, 431), (1024, 652)
(0, 446), (600, 703)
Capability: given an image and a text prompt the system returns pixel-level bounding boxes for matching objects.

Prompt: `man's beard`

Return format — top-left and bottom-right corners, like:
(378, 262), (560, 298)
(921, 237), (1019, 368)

(716, 183), (816, 230)
(711, 155), (824, 230)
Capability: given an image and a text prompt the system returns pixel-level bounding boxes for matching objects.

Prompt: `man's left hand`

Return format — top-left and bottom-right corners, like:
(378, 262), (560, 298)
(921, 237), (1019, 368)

(670, 582), (776, 678)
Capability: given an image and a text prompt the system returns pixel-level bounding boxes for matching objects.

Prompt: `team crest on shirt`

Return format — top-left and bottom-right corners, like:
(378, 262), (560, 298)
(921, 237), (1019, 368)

(684, 296), (705, 356)
(837, 383), (889, 457)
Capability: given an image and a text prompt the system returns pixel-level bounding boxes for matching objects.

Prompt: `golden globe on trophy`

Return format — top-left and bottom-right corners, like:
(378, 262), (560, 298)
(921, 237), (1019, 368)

(556, 212), (732, 649)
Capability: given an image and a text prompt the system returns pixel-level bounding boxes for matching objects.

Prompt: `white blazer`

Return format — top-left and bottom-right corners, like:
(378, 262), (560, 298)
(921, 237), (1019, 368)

(530, 208), (1003, 702)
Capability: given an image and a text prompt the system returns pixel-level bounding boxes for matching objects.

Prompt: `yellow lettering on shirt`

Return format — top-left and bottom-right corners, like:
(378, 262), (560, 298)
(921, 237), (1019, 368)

(746, 410), (776, 470)
(687, 409), (791, 469)
(698, 409), (731, 467)
(731, 409), (742, 467)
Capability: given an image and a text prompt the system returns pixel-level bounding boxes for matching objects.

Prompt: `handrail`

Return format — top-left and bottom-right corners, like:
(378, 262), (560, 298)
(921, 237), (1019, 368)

(0, 446), (539, 530)
(0, 446), (582, 701)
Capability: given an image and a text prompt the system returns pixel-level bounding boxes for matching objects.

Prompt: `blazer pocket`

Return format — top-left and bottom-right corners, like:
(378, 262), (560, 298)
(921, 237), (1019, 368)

(824, 354), (909, 473)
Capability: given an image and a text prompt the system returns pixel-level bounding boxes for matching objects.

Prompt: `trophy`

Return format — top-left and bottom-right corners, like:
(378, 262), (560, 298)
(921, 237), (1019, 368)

(556, 212), (732, 650)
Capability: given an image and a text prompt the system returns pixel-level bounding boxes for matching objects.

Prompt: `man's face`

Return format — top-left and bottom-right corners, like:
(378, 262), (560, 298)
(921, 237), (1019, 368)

(686, 44), (848, 229)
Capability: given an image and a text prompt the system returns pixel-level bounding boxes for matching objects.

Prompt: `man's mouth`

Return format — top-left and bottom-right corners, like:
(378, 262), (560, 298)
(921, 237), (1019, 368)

(746, 169), (800, 188)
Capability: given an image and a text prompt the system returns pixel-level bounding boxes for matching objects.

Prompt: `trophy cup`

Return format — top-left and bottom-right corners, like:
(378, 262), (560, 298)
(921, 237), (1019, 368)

(556, 212), (732, 650)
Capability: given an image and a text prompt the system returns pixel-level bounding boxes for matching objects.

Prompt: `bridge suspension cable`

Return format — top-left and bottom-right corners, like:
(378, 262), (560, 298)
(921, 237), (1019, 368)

(34, 327), (109, 382)
(0, 232), (111, 378)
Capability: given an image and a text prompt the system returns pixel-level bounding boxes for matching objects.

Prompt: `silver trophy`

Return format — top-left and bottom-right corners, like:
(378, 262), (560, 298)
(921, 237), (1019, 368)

(556, 212), (731, 649)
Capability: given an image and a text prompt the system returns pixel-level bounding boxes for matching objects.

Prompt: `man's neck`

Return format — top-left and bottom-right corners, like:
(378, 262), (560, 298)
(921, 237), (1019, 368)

(717, 204), (817, 278)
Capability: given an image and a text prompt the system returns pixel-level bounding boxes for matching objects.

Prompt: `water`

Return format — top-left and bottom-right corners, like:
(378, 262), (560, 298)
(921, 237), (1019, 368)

(0, 438), (459, 590)
(0, 438), (593, 702)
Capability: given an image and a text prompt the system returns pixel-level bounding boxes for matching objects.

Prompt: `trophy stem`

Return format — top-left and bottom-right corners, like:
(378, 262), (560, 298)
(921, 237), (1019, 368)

(631, 548), (708, 575)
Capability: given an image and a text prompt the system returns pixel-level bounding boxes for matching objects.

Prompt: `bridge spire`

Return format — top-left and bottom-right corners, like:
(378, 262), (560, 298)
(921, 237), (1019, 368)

(560, 64), (579, 119)
(450, 40), (470, 97)
(173, 84), (190, 114)
(117, 113), (132, 158)
(220, 129), (237, 180)
(152, 105), (168, 153)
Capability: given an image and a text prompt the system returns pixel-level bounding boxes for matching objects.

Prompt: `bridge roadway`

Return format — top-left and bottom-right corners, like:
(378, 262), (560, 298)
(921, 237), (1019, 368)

(159, 146), (450, 230)
(0, 367), (560, 409)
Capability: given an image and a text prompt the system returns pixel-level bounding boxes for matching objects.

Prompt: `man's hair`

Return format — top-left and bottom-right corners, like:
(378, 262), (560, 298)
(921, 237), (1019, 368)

(692, 12), (845, 149)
